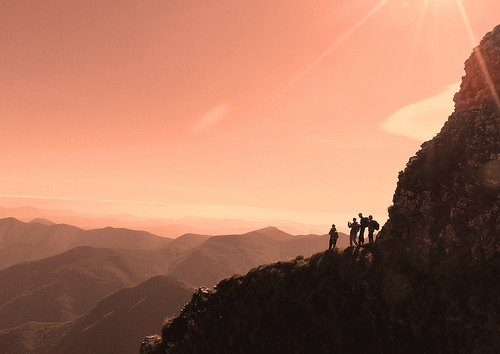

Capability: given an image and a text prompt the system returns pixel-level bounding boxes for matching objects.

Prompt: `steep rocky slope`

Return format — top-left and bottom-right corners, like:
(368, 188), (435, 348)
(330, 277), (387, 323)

(141, 25), (500, 353)
(378, 25), (500, 266)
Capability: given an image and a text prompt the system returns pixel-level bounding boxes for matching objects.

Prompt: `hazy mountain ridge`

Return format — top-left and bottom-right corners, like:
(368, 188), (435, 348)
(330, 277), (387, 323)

(163, 233), (212, 254)
(27, 218), (56, 225)
(0, 217), (172, 270)
(0, 206), (325, 237)
(141, 25), (500, 353)
(166, 227), (349, 287)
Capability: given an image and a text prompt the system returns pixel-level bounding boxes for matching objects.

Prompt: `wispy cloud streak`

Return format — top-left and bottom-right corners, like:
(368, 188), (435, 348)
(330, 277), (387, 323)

(381, 82), (459, 141)
(192, 104), (230, 132)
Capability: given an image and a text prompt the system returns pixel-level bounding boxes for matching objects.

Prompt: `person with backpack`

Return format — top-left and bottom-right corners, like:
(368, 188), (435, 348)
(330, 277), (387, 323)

(347, 218), (359, 247)
(328, 224), (339, 250)
(358, 213), (369, 245)
(368, 215), (379, 243)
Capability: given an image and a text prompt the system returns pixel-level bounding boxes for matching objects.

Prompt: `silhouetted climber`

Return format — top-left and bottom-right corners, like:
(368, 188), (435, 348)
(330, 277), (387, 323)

(328, 224), (339, 250)
(347, 218), (359, 247)
(367, 215), (379, 243)
(358, 213), (369, 245)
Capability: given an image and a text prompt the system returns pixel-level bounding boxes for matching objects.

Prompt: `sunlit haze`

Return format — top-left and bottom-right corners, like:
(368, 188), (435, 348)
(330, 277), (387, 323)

(2, 0), (500, 234)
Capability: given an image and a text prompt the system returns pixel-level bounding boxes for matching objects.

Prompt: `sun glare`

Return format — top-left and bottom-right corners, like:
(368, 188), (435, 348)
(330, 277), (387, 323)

(454, 0), (500, 111)
(426, 0), (454, 5)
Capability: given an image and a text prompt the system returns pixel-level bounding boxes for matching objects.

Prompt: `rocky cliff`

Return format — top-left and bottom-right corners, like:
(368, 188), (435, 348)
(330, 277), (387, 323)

(140, 25), (500, 353)
(379, 24), (500, 267)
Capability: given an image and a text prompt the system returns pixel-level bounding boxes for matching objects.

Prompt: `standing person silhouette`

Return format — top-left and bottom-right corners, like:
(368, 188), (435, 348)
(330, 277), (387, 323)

(347, 218), (359, 247)
(358, 213), (369, 245)
(328, 224), (339, 250)
(367, 215), (379, 243)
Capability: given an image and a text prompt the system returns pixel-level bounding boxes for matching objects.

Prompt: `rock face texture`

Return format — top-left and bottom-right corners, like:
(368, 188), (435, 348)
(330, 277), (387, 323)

(379, 24), (500, 268)
(140, 25), (500, 353)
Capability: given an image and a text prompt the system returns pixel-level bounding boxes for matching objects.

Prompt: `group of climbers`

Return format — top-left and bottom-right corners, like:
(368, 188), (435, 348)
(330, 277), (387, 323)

(328, 213), (379, 249)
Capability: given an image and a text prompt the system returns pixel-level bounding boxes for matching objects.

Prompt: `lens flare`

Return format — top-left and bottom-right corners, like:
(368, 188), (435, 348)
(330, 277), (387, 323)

(455, 0), (500, 112)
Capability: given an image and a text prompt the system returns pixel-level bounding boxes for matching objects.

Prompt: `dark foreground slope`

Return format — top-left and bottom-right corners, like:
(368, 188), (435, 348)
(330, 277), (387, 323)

(143, 248), (393, 354)
(141, 25), (500, 353)
(143, 243), (500, 353)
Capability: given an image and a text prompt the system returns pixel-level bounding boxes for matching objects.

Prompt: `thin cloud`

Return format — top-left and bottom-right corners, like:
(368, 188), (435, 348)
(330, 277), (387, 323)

(381, 82), (460, 141)
(192, 104), (230, 132)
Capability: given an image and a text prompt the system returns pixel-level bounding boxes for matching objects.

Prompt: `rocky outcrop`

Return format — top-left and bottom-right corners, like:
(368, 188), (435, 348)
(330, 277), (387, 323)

(378, 24), (500, 269)
(140, 336), (163, 354)
(454, 25), (500, 111)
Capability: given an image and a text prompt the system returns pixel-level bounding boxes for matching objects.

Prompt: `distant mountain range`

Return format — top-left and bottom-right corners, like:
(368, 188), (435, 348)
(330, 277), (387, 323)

(0, 217), (172, 270)
(0, 205), (326, 236)
(0, 217), (341, 353)
(168, 227), (332, 287)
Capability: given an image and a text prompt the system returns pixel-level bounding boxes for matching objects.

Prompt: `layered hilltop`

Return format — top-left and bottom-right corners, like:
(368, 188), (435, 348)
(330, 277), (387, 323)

(140, 25), (500, 353)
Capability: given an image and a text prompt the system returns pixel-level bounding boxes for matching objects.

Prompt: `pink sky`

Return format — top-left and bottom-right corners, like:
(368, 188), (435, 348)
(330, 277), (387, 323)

(1, 0), (500, 233)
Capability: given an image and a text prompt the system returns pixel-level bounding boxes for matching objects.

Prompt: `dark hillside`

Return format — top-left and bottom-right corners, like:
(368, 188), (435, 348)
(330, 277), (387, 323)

(0, 276), (194, 354)
(0, 246), (176, 329)
(0, 322), (72, 354)
(52, 276), (194, 354)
